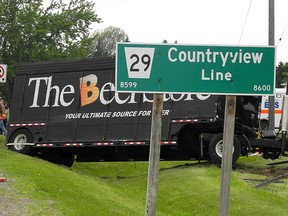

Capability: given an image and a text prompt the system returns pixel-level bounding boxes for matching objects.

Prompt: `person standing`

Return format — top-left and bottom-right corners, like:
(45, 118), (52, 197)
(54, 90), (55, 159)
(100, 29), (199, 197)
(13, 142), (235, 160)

(0, 97), (8, 136)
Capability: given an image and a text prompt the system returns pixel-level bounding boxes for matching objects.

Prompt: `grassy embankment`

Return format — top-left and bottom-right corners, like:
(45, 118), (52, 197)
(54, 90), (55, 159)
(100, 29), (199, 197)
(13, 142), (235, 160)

(1, 135), (288, 215)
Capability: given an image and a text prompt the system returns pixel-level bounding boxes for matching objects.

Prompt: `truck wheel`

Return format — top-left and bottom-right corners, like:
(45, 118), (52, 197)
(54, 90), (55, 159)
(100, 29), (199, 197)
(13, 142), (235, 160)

(8, 129), (33, 155)
(44, 153), (74, 167)
(209, 133), (241, 166)
(260, 120), (269, 131)
(262, 151), (280, 160)
(60, 153), (75, 167)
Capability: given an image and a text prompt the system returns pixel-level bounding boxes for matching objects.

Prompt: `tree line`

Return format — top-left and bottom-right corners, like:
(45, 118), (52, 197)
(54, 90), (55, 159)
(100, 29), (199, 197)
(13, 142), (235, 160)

(0, 0), (287, 103)
(0, 0), (128, 102)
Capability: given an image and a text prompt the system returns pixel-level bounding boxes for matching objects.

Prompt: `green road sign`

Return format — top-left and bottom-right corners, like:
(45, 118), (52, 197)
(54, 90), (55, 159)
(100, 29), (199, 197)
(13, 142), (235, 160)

(116, 43), (275, 95)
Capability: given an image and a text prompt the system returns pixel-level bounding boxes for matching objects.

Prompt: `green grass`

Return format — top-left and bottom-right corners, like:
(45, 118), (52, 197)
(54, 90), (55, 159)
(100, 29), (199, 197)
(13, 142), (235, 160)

(1, 135), (288, 215)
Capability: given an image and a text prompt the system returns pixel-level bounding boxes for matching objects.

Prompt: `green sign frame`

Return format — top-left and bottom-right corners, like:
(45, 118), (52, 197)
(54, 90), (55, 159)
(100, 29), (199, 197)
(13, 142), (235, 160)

(116, 43), (275, 95)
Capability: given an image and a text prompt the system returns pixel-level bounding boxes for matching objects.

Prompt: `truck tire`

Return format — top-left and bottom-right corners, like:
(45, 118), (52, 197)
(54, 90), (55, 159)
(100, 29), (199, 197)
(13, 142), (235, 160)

(209, 133), (241, 166)
(8, 129), (33, 155)
(44, 153), (75, 167)
(262, 150), (280, 160)
(60, 153), (75, 167)
(260, 120), (269, 131)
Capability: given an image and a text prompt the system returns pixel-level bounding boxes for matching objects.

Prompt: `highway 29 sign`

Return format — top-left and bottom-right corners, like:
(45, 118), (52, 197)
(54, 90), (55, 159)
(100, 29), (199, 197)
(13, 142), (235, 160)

(115, 43), (275, 95)
(0, 64), (7, 83)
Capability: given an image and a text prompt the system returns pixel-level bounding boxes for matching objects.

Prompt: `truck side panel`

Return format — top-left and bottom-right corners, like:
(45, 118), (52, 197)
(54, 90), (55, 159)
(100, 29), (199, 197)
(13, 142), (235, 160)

(9, 58), (220, 144)
(7, 58), (227, 164)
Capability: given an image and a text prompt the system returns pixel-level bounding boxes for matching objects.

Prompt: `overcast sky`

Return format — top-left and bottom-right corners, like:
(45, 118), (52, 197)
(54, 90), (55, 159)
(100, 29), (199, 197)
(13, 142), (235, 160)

(91, 0), (288, 64)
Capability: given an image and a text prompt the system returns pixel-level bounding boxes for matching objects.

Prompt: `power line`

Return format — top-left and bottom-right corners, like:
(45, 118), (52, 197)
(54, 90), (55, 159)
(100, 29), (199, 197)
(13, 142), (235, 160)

(238, 0), (253, 44)
(277, 20), (288, 46)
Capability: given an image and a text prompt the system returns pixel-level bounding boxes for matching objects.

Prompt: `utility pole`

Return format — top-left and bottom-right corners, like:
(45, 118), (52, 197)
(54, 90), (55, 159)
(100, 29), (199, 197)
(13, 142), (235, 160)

(268, 0), (275, 130)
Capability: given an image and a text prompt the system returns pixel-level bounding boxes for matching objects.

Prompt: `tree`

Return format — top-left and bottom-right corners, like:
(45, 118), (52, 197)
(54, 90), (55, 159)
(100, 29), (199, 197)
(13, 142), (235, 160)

(0, 0), (100, 101)
(90, 26), (129, 57)
(276, 61), (288, 87)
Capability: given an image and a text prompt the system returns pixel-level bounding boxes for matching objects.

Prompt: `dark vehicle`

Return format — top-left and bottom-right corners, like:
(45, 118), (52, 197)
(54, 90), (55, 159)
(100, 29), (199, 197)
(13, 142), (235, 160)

(6, 58), (286, 167)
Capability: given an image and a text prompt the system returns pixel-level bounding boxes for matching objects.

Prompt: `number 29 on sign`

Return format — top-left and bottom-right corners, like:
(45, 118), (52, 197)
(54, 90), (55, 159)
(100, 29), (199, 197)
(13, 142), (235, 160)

(124, 47), (155, 79)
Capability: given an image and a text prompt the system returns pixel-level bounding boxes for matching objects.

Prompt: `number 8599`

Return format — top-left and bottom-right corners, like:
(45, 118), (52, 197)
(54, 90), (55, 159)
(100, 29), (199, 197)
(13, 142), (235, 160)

(120, 82), (137, 88)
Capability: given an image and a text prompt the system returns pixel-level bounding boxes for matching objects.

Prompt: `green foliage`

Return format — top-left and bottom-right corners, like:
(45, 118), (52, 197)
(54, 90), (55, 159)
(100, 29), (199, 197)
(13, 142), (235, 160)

(0, 0), (100, 102)
(276, 61), (288, 87)
(90, 26), (129, 57)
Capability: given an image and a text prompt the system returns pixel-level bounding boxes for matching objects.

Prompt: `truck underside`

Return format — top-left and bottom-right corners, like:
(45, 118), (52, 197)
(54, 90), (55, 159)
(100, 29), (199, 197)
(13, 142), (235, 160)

(7, 116), (287, 168)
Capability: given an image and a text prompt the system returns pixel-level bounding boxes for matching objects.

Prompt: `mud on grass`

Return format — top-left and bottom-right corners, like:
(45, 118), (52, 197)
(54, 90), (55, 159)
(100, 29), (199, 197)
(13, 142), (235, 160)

(0, 178), (32, 216)
(0, 176), (63, 216)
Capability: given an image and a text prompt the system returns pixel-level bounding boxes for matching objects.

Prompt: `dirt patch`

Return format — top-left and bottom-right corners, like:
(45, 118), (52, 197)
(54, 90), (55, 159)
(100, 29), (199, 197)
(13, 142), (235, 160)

(0, 179), (31, 216)
(240, 167), (288, 177)
(160, 161), (213, 171)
